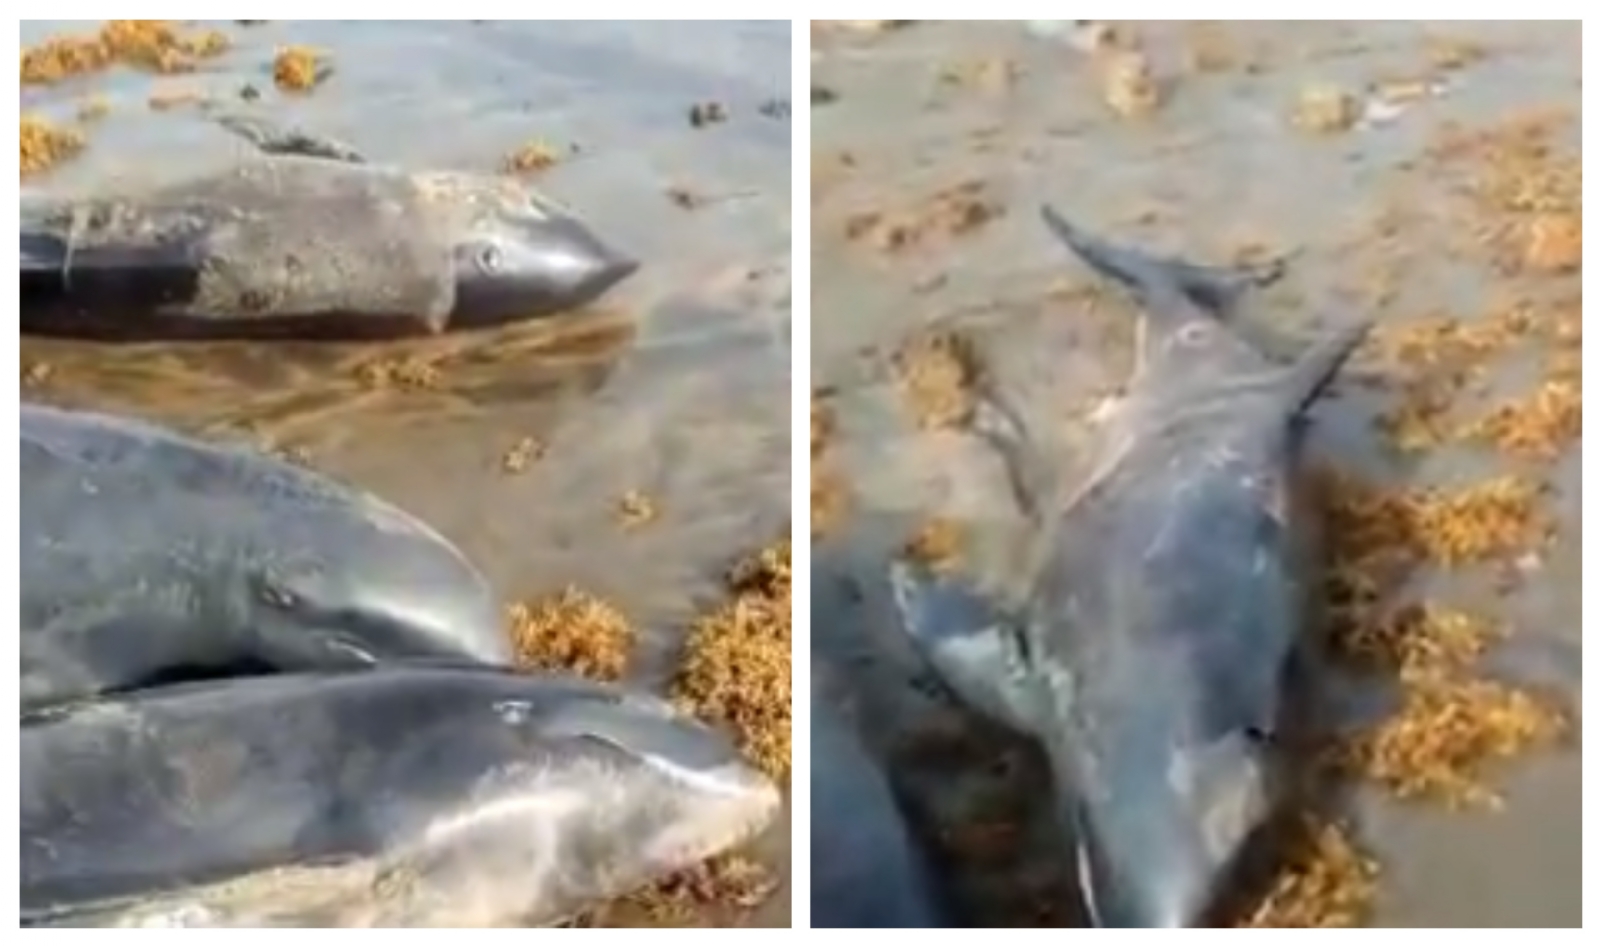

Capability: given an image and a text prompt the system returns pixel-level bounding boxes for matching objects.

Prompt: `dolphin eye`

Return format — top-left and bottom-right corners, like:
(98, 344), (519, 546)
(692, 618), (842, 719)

(476, 245), (502, 273)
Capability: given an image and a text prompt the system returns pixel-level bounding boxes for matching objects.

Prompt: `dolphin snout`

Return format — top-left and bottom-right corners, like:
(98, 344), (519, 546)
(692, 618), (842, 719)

(1077, 811), (1215, 928)
(451, 213), (640, 327)
(1077, 734), (1274, 927)
(524, 215), (639, 307)
(546, 692), (780, 859)
(549, 691), (777, 801)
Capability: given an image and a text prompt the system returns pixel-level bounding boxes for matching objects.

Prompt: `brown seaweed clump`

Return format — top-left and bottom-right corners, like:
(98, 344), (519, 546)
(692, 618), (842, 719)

(1460, 377), (1582, 461)
(567, 855), (778, 928)
(616, 490), (658, 529)
(273, 46), (327, 92)
(22, 361), (54, 388)
(1426, 111), (1580, 274)
(351, 357), (441, 391)
(894, 330), (979, 431)
(672, 541), (792, 780)
(1370, 294), (1581, 460)
(1292, 85), (1360, 134)
(903, 517), (963, 572)
(843, 180), (1002, 254)
(1326, 601), (1500, 680)
(1100, 51), (1164, 119)
(1369, 307), (1534, 453)
(506, 587), (635, 682)
(1318, 598), (1568, 808)
(1234, 820), (1378, 928)
(1520, 212), (1581, 273)
(21, 20), (230, 84)
(500, 436), (545, 474)
(1317, 469), (1552, 572)
(20, 115), (84, 177)
(1327, 674), (1568, 809)
(504, 141), (563, 174)
(1403, 477), (1553, 566)
(1258, 465), (1574, 922)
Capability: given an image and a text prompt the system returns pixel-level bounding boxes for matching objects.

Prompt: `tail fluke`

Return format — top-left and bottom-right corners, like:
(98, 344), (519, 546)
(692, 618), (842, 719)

(1039, 204), (1290, 318)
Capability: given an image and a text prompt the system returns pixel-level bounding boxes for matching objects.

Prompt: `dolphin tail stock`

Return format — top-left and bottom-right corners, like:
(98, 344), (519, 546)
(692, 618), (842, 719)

(1038, 204), (1293, 321)
(206, 111), (369, 165)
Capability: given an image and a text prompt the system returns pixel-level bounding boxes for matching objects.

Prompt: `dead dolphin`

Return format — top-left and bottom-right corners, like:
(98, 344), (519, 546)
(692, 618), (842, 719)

(20, 114), (638, 340)
(21, 402), (509, 711)
(811, 674), (944, 928)
(21, 665), (781, 927)
(889, 206), (1369, 927)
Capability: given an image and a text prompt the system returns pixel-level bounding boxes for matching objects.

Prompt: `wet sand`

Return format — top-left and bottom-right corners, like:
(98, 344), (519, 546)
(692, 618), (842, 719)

(810, 21), (1579, 927)
(21, 19), (792, 927)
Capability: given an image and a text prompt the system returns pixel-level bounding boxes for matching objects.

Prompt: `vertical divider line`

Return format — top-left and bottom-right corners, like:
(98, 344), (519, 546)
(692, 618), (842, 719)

(4, 13), (22, 928)
(787, 14), (813, 933)
(1579, 20), (1594, 932)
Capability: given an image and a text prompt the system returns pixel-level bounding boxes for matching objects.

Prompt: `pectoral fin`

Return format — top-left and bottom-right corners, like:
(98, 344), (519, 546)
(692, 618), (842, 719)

(887, 559), (1039, 733)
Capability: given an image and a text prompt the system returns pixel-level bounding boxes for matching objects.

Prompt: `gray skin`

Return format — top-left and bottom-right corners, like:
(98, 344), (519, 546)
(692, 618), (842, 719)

(21, 402), (510, 712)
(811, 673), (944, 929)
(21, 665), (781, 927)
(20, 114), (638, 340)
(889, 205), (1370, 928)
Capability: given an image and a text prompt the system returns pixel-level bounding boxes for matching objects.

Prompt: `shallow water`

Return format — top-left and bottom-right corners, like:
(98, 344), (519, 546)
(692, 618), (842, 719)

(811, 20), (1579, 928)
(20, 18), (792, 928)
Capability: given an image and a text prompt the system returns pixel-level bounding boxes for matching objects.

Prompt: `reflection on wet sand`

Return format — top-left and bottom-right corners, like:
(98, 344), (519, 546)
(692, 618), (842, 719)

(23, 311), (637, 445)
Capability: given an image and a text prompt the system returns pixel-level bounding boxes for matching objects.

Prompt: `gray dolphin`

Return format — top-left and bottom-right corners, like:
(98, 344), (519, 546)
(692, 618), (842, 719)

(888, 205), (1369, 928)
(20, 114), (638, 340)
(21, 402), (509, 711)
(21, 665), (781, 927)
(811, 672), (945, 928)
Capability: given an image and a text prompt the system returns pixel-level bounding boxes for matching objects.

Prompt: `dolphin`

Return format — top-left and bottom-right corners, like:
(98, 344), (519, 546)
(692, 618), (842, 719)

(21, 665), (781, 927)
(20, 114), (638, 340)
(811, 672), (945, 928)
(888, 205), (1369, 927)
(21, 402), (511, 711)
